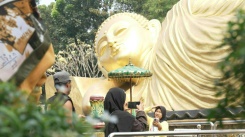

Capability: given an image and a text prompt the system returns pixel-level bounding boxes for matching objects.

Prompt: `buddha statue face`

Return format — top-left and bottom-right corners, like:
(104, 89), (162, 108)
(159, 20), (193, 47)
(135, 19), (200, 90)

(95, 13), (161, 77)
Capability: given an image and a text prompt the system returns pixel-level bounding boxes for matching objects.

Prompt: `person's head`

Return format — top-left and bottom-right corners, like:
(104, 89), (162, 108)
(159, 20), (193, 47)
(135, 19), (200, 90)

(53, 71), (71, 95)
(154, 106), (167, 122)
(104, 87), (126, 114)
(94, 13), (161, 77)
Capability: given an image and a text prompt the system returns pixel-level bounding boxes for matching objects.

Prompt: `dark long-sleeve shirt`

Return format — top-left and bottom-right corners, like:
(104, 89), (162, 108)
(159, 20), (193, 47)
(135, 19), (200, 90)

(132, 111), (147, 131)
(105, 110), (147, 137)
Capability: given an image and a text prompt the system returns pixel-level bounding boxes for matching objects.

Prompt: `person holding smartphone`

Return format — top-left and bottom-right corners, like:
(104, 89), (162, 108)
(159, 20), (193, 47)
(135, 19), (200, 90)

(104, 87), (147, 137)
(145, 106), (169, 132)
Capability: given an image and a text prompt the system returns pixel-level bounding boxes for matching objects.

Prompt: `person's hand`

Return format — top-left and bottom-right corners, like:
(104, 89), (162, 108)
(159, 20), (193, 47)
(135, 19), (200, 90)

(136, 101), (144, 111)
(152, 105), (160, 110)
(153, 118), (159, 127)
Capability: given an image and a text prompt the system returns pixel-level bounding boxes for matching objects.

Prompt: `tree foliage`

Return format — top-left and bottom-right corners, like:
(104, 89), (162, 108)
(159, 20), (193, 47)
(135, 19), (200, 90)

(142, 0), (179, 22)
(38, 0), (110, 51)
(208, 10), (245, 123)
(115, 0), (179, 21)
(38, 3), (61, 52)
(38, 1), (110, 77)
(113, 0), (147, 13)
(0, 82), (93, 137)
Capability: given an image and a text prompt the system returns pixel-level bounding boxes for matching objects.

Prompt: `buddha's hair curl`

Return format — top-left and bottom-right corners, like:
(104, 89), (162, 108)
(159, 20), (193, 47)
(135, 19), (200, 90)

(94, 12), (149, 48)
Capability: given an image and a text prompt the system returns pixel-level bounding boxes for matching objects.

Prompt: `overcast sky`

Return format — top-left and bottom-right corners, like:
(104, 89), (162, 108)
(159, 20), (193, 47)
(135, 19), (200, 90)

(39, 0), (55, 5)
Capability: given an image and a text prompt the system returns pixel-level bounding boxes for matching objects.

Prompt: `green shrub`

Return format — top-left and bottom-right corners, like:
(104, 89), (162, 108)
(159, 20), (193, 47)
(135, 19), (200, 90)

(0, 82), (93, 137)
(208, 9), (245, 125)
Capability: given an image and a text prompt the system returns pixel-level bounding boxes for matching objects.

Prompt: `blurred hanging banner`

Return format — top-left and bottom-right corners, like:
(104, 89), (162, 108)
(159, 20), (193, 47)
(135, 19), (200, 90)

(0, 0), (54, 92)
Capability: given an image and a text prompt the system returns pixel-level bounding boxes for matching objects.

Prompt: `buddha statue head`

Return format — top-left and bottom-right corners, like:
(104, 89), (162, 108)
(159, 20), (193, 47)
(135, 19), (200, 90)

(94, 13), (161, 78)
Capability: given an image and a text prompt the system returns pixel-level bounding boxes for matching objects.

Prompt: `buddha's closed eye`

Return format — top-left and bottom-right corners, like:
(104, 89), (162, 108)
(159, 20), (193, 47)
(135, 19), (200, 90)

(97, 22), (129, 57)
(114, 28), (127, 36)
(99, 41), (107, 57)
(113, 22), (129, 36)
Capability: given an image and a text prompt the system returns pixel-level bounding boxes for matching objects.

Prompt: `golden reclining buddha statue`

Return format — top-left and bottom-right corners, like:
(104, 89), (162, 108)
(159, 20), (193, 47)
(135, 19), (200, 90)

(46, 0), (245, 115)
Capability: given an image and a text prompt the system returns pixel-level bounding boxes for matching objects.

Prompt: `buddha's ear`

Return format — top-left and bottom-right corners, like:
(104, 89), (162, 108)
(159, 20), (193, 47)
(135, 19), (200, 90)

(148, 19), (161, 44)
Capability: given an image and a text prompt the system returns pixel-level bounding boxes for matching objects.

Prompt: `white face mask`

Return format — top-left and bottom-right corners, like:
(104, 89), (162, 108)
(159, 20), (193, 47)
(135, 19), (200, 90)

(55, 85), (67, 93)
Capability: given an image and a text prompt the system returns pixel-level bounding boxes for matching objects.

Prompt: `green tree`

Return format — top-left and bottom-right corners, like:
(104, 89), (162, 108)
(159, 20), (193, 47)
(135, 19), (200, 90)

(114, 0), (179, 21)
(209, 10), (245, 123)
(38, 4), (60, 49)
(50, 0), (108, 46)
(113, 0), (147, 13)
(38, 0), (113, 77)
(142, 0), (179, 22)
(38, 0), (111, 52)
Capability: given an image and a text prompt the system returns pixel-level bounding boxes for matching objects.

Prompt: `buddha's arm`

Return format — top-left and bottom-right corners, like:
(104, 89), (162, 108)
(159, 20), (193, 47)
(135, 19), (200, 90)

(145, 0), (245, 111)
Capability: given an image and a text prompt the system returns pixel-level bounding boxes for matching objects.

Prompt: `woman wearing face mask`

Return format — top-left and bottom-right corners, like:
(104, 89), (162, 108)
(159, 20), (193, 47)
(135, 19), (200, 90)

(145, 106), (169, 132)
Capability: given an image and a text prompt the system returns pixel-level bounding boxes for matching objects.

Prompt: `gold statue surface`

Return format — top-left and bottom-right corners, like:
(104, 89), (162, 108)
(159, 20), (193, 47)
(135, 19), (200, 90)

(80, 0), (245, 114)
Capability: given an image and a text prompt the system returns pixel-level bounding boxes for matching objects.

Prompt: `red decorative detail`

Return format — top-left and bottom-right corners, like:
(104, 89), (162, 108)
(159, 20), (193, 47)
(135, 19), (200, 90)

(90, 95), (104, 101)
(93, 122), (105, 129)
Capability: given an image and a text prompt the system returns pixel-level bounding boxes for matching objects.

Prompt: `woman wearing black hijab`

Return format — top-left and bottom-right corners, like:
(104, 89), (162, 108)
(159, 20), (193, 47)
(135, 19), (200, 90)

(104, 87), (147, 136)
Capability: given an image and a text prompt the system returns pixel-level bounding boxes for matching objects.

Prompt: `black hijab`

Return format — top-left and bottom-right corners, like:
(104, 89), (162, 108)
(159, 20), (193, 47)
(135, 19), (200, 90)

(104, 87), (135, 136)
(155, 106), (167, 122)
(104, 87), (126, 113)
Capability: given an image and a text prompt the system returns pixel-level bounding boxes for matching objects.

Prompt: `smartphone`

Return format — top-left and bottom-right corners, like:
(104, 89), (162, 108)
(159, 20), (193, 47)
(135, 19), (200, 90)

(128, 101), (140, 109)
(154, 118), (159, 122)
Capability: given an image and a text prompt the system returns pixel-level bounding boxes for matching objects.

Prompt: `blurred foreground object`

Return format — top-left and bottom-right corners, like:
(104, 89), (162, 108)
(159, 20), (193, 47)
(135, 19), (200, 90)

(0, 82), (93, 137)
(0, 0), (55, 100)
(208, 9), (245, 123)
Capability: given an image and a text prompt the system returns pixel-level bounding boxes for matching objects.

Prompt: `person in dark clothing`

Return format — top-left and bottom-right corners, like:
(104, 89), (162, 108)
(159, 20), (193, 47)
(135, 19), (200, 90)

(104, 87), (147, 137)
(47, 70), (75, 122)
